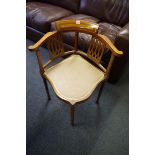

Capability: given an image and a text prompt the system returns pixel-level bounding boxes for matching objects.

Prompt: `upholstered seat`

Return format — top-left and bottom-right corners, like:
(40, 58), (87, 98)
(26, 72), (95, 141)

(44, 54), (104, 105)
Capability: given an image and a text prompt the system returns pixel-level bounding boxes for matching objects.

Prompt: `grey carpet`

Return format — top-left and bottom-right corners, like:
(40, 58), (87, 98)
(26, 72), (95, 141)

(26, 39), (129, 155)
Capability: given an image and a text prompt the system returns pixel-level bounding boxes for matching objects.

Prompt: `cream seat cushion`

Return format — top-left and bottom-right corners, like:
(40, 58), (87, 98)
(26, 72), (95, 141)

(44, 54), (104, 105)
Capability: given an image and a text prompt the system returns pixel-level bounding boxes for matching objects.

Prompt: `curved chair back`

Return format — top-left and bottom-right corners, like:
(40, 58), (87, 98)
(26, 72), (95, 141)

(29, 20), (123, 79)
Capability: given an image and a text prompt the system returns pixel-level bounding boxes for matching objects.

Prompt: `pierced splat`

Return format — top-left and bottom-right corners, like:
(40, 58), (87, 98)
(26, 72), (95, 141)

(47, 33), (64, 60)
(87, 37), (106, 65)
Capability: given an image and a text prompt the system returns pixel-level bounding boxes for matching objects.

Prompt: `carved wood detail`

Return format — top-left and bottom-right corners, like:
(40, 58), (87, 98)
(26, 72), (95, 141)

(87, 37), (106, 65)
(47, 33), (64, 60)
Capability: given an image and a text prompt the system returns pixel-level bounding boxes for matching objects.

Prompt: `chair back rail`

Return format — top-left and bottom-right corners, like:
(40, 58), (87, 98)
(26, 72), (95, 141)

(55, 20), (99, 33)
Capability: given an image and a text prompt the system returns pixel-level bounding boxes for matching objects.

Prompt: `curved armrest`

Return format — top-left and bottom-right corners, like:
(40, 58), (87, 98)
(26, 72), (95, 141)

(98, 34), (123, 56)
(28, 31), (57, 52)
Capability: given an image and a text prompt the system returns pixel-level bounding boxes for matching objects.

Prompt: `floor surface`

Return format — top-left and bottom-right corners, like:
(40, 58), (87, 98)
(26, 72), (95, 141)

(26, 39), (129, 155)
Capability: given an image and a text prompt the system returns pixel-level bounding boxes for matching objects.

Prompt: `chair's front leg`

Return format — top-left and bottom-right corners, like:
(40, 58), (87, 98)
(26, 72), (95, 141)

(70, 105), (75, 126)
(96, 82), (105, 104)
(42, 77), (51, 101)
(35, 50), (51, 101)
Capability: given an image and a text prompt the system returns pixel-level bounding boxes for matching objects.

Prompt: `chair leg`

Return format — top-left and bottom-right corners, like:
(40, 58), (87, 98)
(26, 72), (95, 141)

(96, 82), (105, 104)
(42, 78), (51, 100)
(70, 105), (75, 126)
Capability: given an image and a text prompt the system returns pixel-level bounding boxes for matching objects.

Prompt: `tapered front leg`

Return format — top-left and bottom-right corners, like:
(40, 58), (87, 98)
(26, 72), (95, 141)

(96, 82), (105, 104)
(42, 78), (51, 100)
(70, 105), (75, 126)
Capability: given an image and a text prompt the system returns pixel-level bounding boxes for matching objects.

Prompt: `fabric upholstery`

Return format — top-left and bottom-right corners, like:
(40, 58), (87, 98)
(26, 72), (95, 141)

(26, 2), (73, 33)
(44, 54), (104, 104)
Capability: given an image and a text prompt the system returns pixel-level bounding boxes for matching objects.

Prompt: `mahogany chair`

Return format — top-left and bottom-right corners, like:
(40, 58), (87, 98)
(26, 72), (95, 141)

(28, 20), (123, 125)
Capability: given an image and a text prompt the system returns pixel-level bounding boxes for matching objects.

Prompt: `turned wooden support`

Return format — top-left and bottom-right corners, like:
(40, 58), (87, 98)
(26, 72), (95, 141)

(96, 82), (105, 104)
(70, 105), (75, 126)
(42, 78), (51, 101)
(36, 50), (51, 100)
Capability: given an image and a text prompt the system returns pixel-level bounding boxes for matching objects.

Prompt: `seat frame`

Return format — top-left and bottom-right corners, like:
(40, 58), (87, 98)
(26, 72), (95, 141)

(28, 20), (123, 126)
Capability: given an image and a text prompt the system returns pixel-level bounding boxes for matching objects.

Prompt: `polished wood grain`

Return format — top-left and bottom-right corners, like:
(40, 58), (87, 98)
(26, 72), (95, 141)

(55, 20), (99, 33)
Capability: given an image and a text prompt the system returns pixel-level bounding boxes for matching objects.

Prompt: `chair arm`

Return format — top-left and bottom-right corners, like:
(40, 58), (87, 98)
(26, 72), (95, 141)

(98, 34), (123, 57)
(28, 31), (57, 52)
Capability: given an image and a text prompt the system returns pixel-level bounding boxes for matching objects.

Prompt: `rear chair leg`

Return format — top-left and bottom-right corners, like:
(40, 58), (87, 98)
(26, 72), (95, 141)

(96, 82), (105, 104)
(42, 78), (51, 100)
(70, 105), (75, 126)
